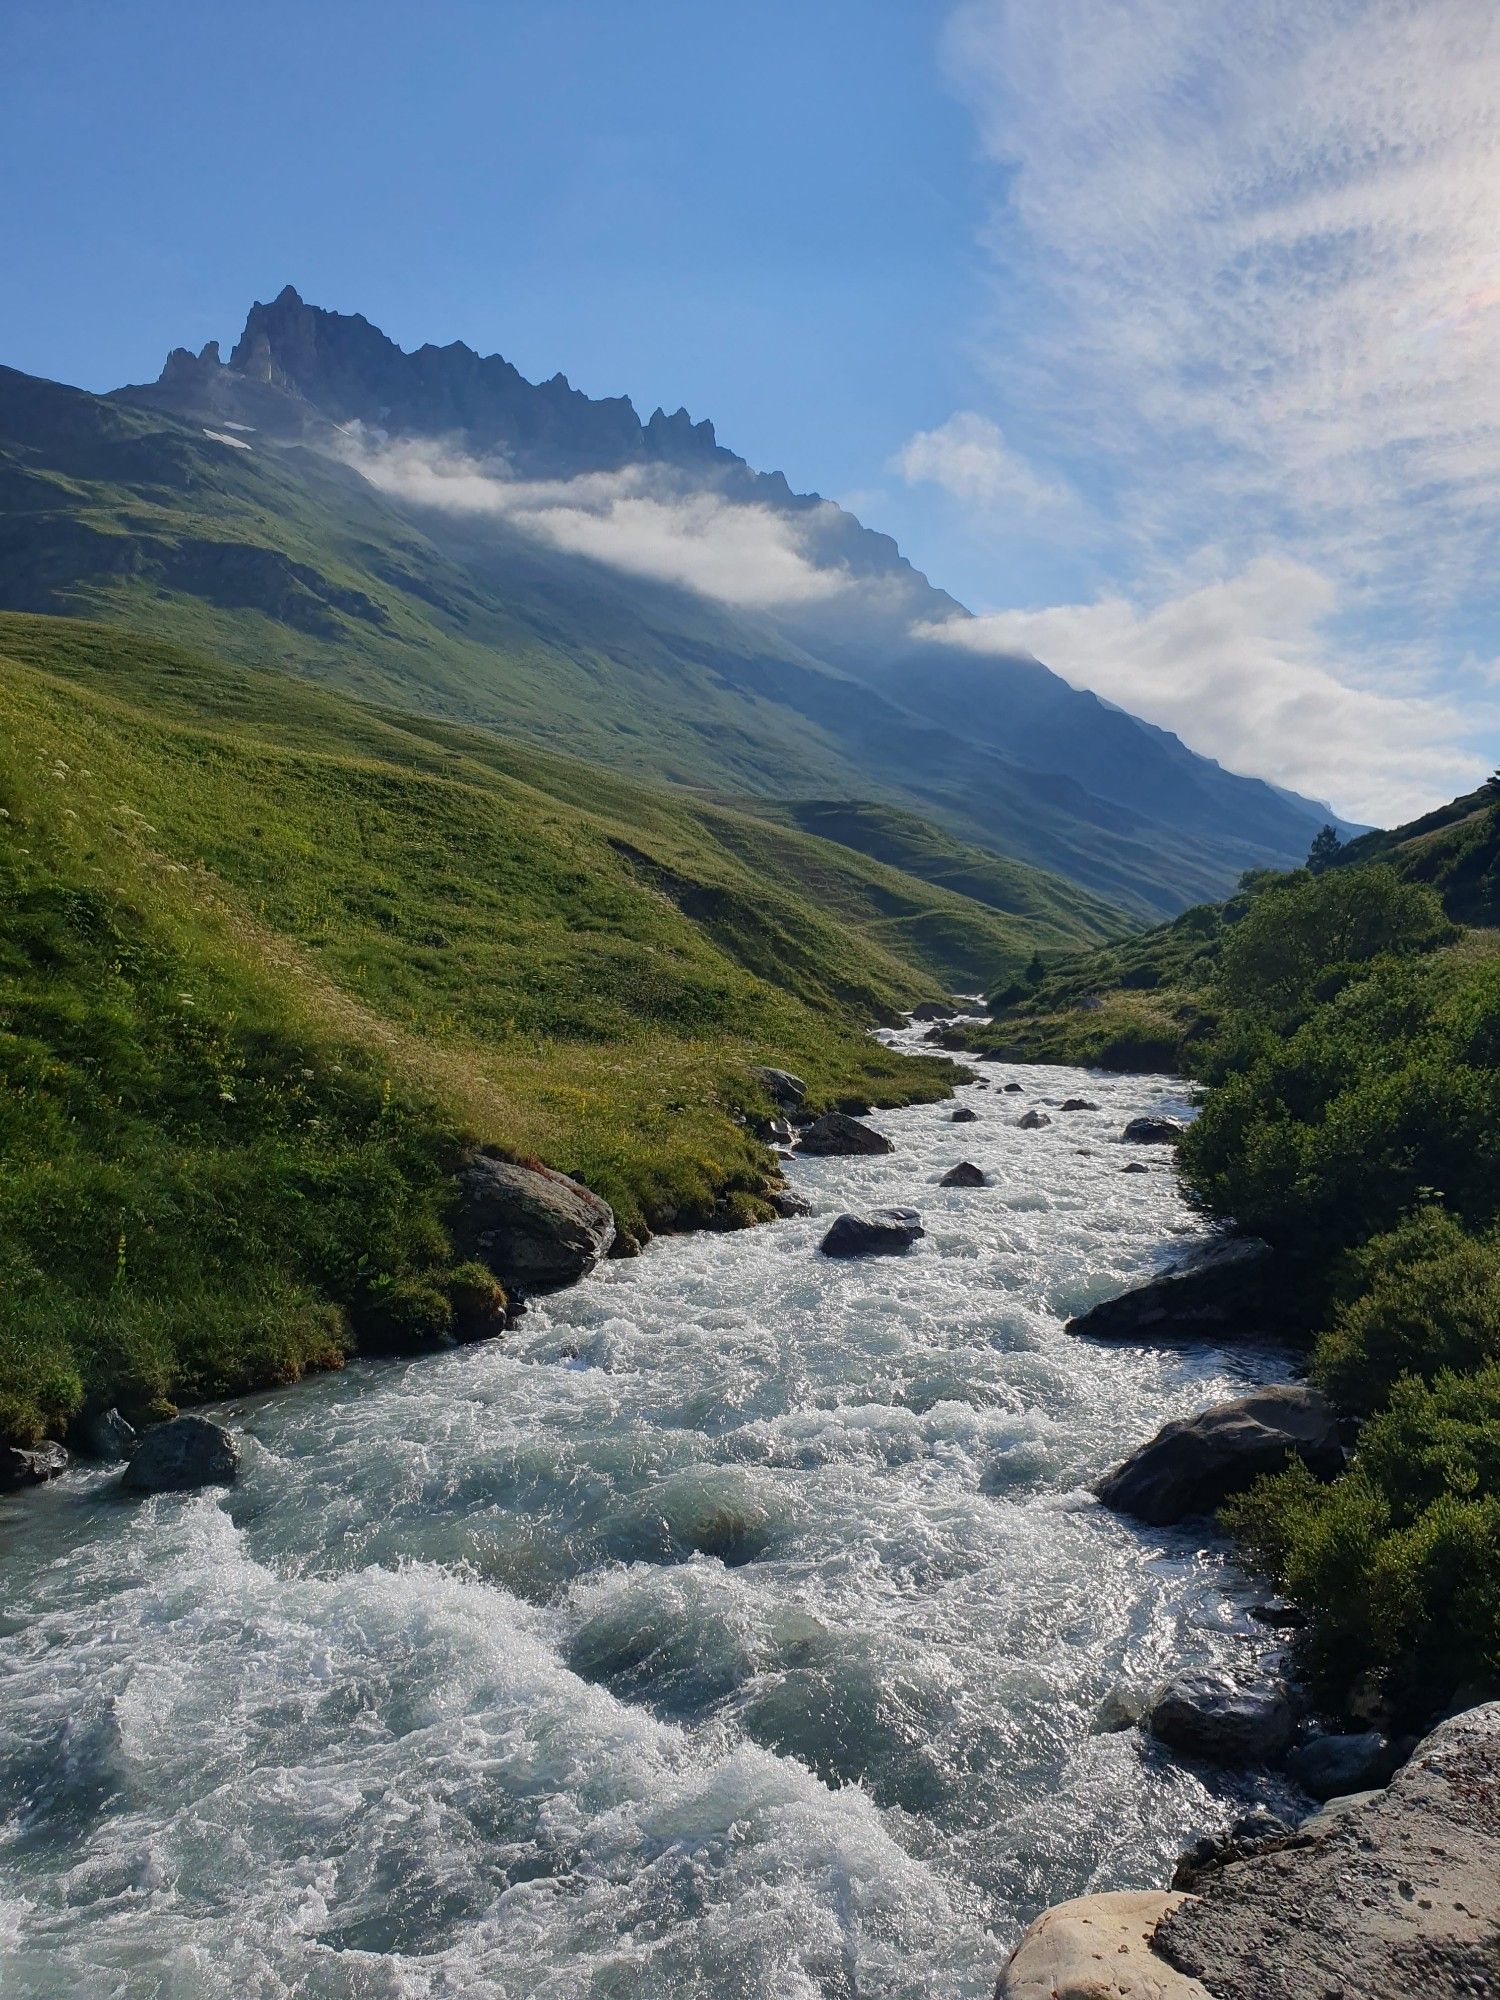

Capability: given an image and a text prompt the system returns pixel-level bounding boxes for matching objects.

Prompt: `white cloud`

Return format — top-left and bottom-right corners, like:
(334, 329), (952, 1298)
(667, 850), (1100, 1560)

(892, 411), (1072, 511)
(338, 435), (850, 610)
(918, 556), (1487, 824)
(931, 0), (1500, 815)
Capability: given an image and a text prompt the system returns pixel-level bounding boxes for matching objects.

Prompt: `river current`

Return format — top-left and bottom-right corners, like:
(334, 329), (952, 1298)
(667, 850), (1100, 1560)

(0, 1039), (1295, 1998)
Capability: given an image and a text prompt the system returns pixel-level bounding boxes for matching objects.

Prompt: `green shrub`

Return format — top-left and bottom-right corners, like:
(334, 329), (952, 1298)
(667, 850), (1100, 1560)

(1215, 864), (1453, 1017)
(1227, 1369), (1500, 1711)
(1316, 1210), (1500, 1412)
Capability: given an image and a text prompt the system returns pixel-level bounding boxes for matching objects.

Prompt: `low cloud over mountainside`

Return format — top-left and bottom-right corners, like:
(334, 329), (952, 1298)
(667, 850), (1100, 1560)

(0, 288), (1354, 919)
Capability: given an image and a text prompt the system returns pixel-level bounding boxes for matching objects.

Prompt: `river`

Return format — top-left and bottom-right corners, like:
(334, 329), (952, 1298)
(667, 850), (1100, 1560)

(0, 1040), (1295, 1998)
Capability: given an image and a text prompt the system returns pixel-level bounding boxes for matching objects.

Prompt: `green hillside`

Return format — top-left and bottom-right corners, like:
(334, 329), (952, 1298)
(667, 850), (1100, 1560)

(0, 613), (990, 1446)
(0, 361), (1309, 921)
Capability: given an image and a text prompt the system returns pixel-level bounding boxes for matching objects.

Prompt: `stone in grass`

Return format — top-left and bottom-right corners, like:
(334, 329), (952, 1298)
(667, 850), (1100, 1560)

(940, 1162), (987, 1187)
(819, 1209), (924, 1258)
(452, 1154), (616, 1293)
(121, 1415), (240, 1494)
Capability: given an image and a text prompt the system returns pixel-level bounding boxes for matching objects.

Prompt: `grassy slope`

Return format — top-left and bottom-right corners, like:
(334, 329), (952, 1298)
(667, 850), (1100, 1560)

(0, 613), (978, 1445)
(0, 364), (1273, 921)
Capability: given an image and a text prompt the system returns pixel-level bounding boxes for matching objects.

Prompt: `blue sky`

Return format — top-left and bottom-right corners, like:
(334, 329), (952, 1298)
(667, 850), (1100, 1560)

(3, 0), (1496, 821)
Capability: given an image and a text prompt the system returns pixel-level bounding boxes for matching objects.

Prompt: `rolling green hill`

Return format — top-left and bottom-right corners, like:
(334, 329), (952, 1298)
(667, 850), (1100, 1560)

(1, 612), (1066, 1446)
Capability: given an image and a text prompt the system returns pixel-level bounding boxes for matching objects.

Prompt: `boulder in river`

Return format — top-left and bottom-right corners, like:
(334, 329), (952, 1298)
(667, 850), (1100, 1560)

(940, 1162), (987, 1188)
(1285, 1727), (1398, 1800)
(1095, 1385), (1343, 1525)
(1059, 1098), (1100, 1112)
(1154, 1700), (1500, 1998)
(996, 1890), (1210, 1999)
(1016, 1109), (1051, 1129)
(797, 1112), (893, 1157)
(909, 1001), (956, 1023)
(768, 1186), (813, 1219)
(453, 1154), (616, 1293)
(1002, 1081), (1024, 1093)
(121, 1415), (240, 1494)
(1147, 1669), (1294, 1764)
(0, 1441), (69, 1492)
(1066, 1235), (1274, 1343)
(819, 1209), (924, 1258)
(1121, 1161), (1150, 1174)
(1121, 1114), (1184, 1144)
(951, 1105), (980, 1123)
(753, 1066), (806, 1110)
(75, 1406), (138, 1461)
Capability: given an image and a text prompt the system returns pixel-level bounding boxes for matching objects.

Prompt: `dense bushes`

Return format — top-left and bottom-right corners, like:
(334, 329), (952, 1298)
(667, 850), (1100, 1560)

(1227, 1371), (1500, 1707)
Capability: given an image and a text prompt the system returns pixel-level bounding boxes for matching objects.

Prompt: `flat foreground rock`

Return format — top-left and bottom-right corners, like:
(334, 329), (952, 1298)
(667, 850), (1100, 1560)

(997, 1891), (1211, 1999)
(1156, 1701), (1500, 1999)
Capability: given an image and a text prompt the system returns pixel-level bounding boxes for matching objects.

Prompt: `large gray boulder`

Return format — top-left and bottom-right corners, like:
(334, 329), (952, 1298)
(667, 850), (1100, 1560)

(797, 1112), (893, 1157)
(1016, 1109), (1051, 1129)
(1147, 1669), (1295, 1764)
(940, 1162), (987, 1187)
(121, 1416), (240, 1493)
(753, 1066), (806, 1110)
(1095, 1385), (1343, 1525)
(1122, 1115), (1185, 1144)
(0, 1441), (69, 1492)
(951, 1105), (980, 1123)
(1156, 1701), (1500, 1998)
(453, 1154), (616, 1293)
(1067, 1235), (1274, 1343)
(820, 1209), (924, 1258)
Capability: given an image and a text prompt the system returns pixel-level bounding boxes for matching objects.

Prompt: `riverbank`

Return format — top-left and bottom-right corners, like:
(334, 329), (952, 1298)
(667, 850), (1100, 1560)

(0, 1043), (1296, 1998)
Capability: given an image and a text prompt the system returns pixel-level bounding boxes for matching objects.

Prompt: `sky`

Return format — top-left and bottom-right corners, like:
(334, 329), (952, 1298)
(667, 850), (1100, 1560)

(2, 0), (1497, 824)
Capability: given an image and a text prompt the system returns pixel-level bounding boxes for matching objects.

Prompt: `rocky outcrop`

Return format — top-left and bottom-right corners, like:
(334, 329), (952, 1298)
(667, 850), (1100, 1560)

(1066, 1236), (1274, 1343)
(910, 1001), (956, 1022)
(121, 1416), (240, 1493)
(1147, 1670), (1294, 1764)
(1155, 1702), (1500, 1999)
(797, 1112), (893, 1157)
(940, 1162), (987, 1187)
(452, 1154), (616, 1293)
(1121, 1115), (1185, 1144)
(1095, 1386), (1342, 1525)
(996, 1891), (1212, 1999)
(768, 1186), (813, 1219)
(819, 1209), (924, 1258)
(0, 1441), (69, 1492)
(72, 1406), (138, 1461)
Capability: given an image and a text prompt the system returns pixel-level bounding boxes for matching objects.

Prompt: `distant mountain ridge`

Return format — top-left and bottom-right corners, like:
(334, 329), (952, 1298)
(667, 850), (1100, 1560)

(0, 288), (1351, 919)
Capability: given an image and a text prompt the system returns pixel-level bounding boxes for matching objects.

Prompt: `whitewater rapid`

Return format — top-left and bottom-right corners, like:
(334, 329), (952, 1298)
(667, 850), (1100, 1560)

(0, 1042), (1295, 1998)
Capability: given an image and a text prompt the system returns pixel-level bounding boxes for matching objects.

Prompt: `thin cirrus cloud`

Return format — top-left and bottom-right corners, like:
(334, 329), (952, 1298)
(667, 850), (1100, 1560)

(917, 556), (1482, 825)
(909, 0), (1500, 822)
(338, 433), (851, 611)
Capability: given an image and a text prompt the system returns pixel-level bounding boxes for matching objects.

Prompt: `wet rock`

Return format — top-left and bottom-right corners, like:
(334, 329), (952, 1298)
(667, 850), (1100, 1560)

(1286, 1728), (1398, 1800)
(1059, 1098), (1100, 1112)
(768, 1186), (812, 1219)
(951, 1105), (980, 1123)
(1155, 1701), (1500, 1999)
(1066, 1235), (1274, 1343)
(1002, 1081), (1024, 1093)
(452, 1154), (616, 1293)
(997, 1891), (1211, 1999)
(74, 1406), (138, 1462)
(1147, 1669), (1294, 1765)
(1095, 1386), (1343, 1525)
(757, 1113), (795, 1146)
(0, 1441), (70, 1492)
(121, 1415), (240, 1494)
(1121, 1115), (1184, 1144)
(819, 1209), (924, 1258)
(1172, 1810), (1295, 1890)
(1016, 1109), (1051, 1129)
(940, 1162), (987, 1188)
(909, 1000), (956, 1022)
(1121, 1161), (1150, 1174)
(753, 1066), (806, 1110)
(797, 1112), (893, 1157)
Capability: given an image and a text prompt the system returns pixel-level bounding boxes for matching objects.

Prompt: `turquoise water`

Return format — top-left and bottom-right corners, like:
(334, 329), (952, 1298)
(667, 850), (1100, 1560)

(0, 1044), (1293, 1998)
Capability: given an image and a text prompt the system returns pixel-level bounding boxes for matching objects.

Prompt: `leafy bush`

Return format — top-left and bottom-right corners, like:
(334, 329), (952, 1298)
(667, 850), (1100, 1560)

(1214, 864), (1453, 1017)
(1315, 1210), (1500, 1412)
(1228, 1369), (1500, 1711)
